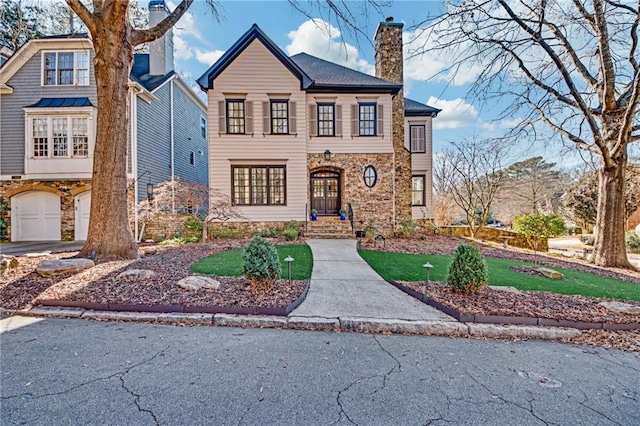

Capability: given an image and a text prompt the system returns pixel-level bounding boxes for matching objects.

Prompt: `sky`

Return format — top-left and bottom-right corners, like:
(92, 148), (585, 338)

(164, 0), (548, 158)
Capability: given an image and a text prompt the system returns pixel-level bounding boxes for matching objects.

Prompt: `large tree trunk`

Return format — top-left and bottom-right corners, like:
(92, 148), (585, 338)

(78, 20), (138, 259)
(592, 159), (632, 268)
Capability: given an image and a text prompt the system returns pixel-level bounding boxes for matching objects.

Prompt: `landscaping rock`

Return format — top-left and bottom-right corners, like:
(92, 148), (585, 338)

(537, 267), (564, 280)
(0, 255), (19, 274)
(140, 246), (157, 256)
(599, 301), (640, 315)
(25, 251), (52, 258)
(177, 276), (221, 291)
(117, 269), (156, 280)
(36, 258), (95, 277)
(488, 285), (520, 293)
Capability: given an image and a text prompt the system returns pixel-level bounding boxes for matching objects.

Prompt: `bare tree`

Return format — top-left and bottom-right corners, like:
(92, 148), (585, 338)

(414, 1), (640, 268)
(434, 138), (506, 238)
(136, 179), (243, 242)
(0, 0), (43, 50)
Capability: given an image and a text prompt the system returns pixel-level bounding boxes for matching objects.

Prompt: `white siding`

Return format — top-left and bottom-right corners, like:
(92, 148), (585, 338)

(208, 39), (307, 221)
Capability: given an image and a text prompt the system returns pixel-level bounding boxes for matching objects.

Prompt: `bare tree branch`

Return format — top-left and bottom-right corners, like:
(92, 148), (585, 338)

(66, 0), (96, 34)
(131, 0), (195, 46)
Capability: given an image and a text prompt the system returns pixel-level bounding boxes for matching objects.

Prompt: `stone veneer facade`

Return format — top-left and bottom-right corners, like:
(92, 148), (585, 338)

(308, 153), (395, 235)
(1, 179), (92, 241)
(375, 19), (412, 228)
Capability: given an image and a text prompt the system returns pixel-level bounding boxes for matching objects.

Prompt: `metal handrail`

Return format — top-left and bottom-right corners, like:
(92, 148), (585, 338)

(348, 203), (354, 230)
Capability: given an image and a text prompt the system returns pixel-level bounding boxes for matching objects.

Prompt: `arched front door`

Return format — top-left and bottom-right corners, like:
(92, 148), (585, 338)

(311, 171), (340, 215)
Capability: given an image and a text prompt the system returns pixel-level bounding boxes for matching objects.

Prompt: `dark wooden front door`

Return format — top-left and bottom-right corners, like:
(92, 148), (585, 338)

(311, 172), (340, 215)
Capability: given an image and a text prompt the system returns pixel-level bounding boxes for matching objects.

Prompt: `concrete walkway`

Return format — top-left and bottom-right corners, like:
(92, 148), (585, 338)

(290, 239), (454, 321)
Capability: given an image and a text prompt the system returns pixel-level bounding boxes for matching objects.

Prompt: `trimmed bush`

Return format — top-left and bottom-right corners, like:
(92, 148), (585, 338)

(282, 221), (300, 241)
(182, 216), (203, 240)
(446, 244), (488, 294)
(242, 236), (282, 289)
(398, 218), (419, 238)
(626, 231), (640, 254)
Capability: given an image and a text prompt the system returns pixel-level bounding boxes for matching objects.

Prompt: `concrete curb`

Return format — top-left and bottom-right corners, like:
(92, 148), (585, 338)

(0, 307), (582, 340)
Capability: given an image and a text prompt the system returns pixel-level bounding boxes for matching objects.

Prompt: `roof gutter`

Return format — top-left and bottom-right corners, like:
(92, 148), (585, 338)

(128, 81), (158, 103)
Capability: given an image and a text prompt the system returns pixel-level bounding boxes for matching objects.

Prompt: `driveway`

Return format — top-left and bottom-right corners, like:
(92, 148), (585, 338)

(0, 241), (85, 256)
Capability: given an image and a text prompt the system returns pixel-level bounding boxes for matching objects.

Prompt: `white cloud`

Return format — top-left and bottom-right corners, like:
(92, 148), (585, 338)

(499, 118), (524, 129)
(285, 19), (374, 75)
(173, 35), (193, 60)
(194, 48), (225, 65)
(426, 97), (480, 129)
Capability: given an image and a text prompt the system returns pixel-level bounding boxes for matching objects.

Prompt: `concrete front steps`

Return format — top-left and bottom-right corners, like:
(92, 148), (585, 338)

(305, 216), (354, 239)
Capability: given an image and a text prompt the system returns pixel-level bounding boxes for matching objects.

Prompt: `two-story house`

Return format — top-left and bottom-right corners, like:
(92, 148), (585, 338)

(197, 20), (439, 235)
(0, 0), (208, 242)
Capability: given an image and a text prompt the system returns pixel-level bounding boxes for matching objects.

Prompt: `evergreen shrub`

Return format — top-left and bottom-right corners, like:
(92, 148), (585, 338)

(446, 244), (488, 294)
(242, 236), (282, 288)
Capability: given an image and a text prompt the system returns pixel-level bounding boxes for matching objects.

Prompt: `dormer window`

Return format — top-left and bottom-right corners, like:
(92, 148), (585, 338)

(42, 51), (90, 86)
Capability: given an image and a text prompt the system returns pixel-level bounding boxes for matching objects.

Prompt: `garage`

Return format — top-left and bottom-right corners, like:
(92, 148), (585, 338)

(11, 191), (61, 241)
(74, 191), (91, 241)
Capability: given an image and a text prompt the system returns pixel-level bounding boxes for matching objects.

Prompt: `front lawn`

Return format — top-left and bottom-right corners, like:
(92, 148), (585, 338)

(358, 249), (640, 301)
(191, 244), (313, 280)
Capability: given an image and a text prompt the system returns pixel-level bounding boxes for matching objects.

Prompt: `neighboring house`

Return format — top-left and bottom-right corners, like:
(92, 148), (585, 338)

(0, 46), (13, 66)
(197, 19), (439, 235)
(0, 0), (208, 242)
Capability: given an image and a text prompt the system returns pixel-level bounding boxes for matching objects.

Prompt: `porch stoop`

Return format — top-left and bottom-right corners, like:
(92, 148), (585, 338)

(305, 216), (354, 239)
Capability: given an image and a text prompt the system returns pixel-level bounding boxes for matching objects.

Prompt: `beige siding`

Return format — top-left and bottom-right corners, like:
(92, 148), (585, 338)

(407, 117), (434, 219)
(306, 94), (393, 154)
(207, 39), (307, 221)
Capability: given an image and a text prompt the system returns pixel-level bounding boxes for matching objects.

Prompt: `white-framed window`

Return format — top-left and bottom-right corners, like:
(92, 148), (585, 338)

(42, 51), (90, 86)
(26, 114), (92, 158)
(200, 116), (207, 139)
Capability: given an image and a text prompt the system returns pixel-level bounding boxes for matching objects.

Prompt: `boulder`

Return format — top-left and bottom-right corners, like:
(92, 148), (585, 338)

(488, 285), (520, 293)
(117, 269), (156, 280)
(140, 246), (157, 256)
(25, 251), (52, 258)
(0, 255), (19, 274)
(177, 276), (221, 291)
(36, 258), (95, 277)
(537, 267), (564, 280)
(599, 301), (640, 315)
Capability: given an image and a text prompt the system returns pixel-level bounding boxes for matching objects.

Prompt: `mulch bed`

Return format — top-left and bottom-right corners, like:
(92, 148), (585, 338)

(0, 239), (306, 311)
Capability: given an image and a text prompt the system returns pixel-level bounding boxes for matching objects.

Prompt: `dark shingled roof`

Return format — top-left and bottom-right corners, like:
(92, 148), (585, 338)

(27, 97), (94, 108)
(404, 98), (441, 116)
(131, 53), (175, 91)
(290, 52), (401, 94)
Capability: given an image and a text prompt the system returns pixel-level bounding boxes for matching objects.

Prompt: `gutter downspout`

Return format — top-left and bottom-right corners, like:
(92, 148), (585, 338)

(130, 88), (140, 242)
(170, 80), (175, 213)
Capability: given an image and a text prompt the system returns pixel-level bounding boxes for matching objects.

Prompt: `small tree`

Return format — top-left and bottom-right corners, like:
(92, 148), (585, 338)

(242, 236), (282, 292)
(446, 244), (488, 295)
(513, 213), (566, 255)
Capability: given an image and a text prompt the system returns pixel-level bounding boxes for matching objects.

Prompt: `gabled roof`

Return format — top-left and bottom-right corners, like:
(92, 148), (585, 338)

(197, 24), (313, 90)
(290, 53), (401, 94)
(26, 97), (94, 108)
(404, 98), (441, 117)
(131, 53), (176, 92)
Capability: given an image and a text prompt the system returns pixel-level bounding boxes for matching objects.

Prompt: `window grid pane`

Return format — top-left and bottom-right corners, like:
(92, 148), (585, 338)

(33, 118), (48, 157)
(271, 101), (288, 134)
(359, 104), (376, 136)
(72, 117), (88, 157)
(412, 176), (425, 206)
(51, 118), (68, 157)
(269, 168), (285, 205)
(318, 104), (334, 136)
(227, 101), (245, 134)
(251, 167), (268, 205)
(58, 53), (74, 85)
(44, 53), (56, 85)
(233, 168), (250, 205)
(76, 52), (89, 85)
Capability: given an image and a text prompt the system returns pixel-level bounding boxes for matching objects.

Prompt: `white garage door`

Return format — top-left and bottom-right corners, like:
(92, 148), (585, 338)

(75, 191), (91, 241)
(12, 191), (61, 241)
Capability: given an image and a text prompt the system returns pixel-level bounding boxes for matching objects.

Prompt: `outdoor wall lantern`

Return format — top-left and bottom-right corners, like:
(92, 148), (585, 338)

(146, 182), (154, 202)
(324, 149), (331, 161)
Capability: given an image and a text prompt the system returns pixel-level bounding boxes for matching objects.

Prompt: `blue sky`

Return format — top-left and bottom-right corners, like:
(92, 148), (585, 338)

(163, 0), (580, 163)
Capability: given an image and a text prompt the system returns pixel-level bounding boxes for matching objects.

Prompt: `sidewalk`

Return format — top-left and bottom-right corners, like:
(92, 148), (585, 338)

(290, 239), (455, 321)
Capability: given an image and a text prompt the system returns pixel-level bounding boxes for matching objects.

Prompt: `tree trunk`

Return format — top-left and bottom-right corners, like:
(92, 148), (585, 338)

(78, 21), (139, 259)
(592, 160), (632, 268)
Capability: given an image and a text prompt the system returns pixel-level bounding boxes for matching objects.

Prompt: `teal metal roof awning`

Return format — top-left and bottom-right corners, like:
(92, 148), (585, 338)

(27, 97), (94, 108)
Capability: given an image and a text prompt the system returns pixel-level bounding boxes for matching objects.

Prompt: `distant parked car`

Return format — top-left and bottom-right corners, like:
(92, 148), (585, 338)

(486, 221), (505, 228)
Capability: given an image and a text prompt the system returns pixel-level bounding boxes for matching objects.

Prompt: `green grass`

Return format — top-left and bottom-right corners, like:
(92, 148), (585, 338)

(190, 245), (313, 280)
(358, 249), (640, 301)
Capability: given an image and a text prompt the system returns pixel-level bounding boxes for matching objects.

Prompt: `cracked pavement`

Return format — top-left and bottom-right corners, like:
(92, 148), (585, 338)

(1, 316), (638, 425)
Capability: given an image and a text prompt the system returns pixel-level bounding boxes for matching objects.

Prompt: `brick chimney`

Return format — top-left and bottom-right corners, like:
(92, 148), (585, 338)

(375, 17), (411, 227)
(148, 0), (174, 76)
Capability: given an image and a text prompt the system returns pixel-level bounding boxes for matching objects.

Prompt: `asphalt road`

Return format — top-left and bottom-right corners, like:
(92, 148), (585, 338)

(1, 316), (638, 426)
